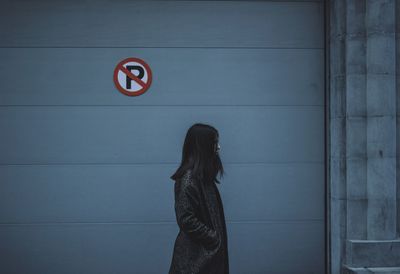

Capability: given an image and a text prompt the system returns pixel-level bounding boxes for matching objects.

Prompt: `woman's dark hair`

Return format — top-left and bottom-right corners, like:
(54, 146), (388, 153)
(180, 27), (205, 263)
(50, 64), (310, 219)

(170, 123), (225, 185)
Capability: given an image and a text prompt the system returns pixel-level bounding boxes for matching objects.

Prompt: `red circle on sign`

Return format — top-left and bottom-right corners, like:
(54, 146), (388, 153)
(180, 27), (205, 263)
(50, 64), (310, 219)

(113, 57), (153, 97)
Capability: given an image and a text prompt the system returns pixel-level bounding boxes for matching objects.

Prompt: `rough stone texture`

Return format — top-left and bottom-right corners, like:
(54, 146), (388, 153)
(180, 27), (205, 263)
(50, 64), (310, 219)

(344, 267), (400, 274)
(346, 239), (400, 267)
(365, 0), (397, 240)
(329, 0), (400, 273)
(396, 0), (400, 241)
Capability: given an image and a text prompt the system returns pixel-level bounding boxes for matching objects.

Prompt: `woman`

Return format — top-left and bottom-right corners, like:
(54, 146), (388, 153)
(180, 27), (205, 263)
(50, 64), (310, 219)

(168, 123), (229, 274)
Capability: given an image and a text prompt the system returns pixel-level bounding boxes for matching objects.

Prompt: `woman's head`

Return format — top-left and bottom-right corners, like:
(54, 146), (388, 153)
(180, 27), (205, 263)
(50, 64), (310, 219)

(171, 123), (225, 184)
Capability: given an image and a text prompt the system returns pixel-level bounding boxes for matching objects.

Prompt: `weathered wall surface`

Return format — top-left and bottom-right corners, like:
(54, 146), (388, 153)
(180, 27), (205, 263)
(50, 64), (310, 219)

(329, 0), (400, 273)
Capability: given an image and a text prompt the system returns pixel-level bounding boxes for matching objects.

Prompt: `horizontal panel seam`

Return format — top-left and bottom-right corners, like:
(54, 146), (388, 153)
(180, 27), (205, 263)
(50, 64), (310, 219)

(0, 46), (324, 49)
(0, 220), (325, 226)
(0, 161), (325, 166)
(0, 105), (325, 107)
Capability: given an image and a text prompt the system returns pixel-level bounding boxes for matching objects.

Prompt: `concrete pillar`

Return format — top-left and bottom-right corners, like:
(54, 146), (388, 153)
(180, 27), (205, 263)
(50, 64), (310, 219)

(365, 0), (397, 241)
(397, 0), (400, 241)
(345, 0), (368, 241)
(329, 0), (400, 272)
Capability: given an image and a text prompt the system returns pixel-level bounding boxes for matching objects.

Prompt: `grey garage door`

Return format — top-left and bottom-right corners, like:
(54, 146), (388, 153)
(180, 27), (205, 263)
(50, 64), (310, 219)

(0, 1), (325, 273)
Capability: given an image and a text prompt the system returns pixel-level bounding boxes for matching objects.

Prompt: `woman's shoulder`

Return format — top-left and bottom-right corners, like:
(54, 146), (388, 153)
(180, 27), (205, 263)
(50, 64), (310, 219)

(175, 169), (197, 188)
(180, 169), (193, 183)
(183, 169), (193, 179)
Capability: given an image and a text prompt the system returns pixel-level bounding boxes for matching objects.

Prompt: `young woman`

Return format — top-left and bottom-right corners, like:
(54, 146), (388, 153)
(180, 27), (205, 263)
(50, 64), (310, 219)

(168, 123), (229, 274)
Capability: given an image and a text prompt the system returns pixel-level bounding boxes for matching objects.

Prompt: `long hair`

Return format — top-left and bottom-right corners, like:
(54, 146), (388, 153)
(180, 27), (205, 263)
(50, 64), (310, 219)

(171, 123), (225, 185)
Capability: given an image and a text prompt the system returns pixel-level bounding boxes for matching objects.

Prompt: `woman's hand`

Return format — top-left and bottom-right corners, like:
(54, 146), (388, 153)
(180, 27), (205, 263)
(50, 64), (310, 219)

(174, 173), (219, 248)
(202, 230), (221, 251)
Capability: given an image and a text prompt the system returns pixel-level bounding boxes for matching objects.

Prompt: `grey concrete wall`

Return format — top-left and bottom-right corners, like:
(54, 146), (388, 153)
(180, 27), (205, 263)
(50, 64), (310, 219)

(329, 0), (400, 273)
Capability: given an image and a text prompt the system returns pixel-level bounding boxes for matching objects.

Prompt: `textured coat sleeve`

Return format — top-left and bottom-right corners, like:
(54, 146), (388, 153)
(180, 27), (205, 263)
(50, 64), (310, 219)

(174, 176), (220, 249)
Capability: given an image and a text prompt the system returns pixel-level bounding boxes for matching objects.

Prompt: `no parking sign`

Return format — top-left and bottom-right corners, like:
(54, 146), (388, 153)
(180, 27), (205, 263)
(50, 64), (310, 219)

(113, 57), (152, 96)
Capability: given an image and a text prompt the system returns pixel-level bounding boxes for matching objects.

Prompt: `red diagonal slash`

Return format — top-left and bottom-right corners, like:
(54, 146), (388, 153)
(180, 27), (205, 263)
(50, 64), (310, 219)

(118, 64), (147, 88)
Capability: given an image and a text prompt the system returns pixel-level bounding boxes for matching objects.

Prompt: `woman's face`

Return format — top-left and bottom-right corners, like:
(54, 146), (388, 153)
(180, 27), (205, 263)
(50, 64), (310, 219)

(214, 136), (220, 154)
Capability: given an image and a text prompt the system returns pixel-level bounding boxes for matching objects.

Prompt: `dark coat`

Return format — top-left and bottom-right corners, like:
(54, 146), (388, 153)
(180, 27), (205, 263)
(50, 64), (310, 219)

(168, 169), (229, 274)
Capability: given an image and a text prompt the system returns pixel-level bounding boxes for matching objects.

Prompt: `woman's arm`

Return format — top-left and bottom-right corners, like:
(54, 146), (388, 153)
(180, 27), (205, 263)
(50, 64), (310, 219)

(174, 175), (220, 249)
